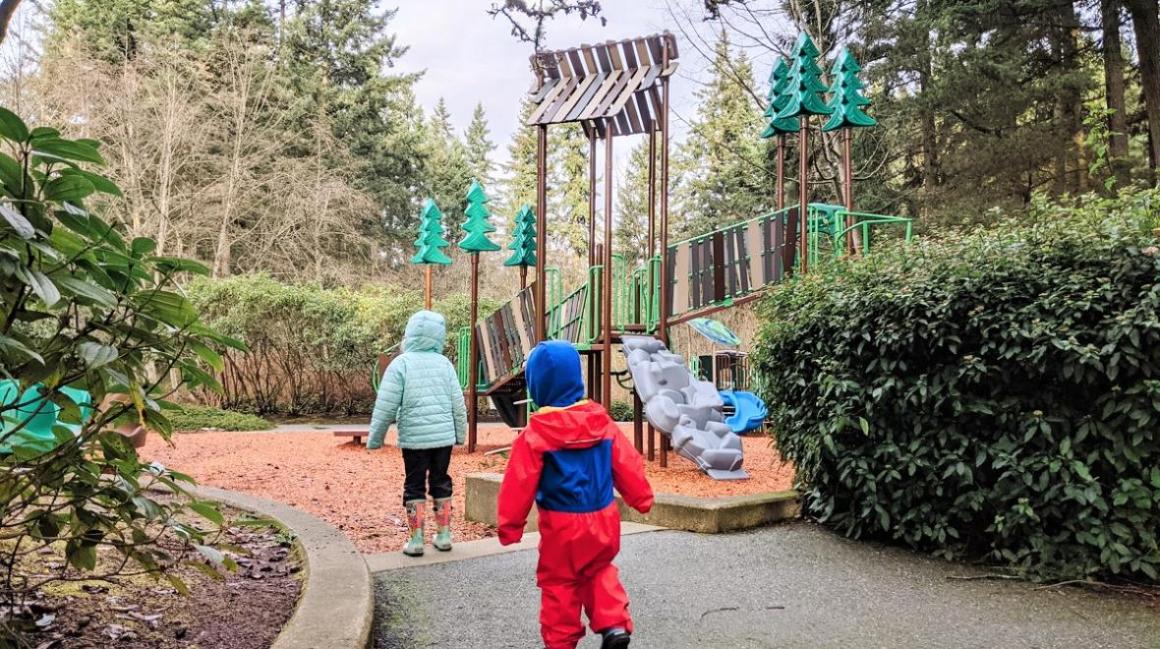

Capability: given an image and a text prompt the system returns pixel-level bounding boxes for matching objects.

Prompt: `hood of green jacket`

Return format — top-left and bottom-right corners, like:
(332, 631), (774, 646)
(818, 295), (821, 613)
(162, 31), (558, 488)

(403, 310), (446, 353)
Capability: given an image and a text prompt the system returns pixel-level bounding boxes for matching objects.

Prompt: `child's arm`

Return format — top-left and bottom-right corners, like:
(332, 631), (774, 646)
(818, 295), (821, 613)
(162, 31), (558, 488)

(611, 431), (654, 514)
(497, 433), (542, 545)
(367, 362), (404, 450)
(449, 364), (467, 445)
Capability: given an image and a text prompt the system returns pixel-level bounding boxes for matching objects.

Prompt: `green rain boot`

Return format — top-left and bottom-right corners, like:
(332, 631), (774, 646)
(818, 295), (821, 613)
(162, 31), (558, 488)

(403, 500), (425, 557)
(432, 498), (453, 552)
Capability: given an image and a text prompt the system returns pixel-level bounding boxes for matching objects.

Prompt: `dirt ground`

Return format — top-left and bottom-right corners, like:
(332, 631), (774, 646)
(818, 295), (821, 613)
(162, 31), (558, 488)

(142, 425), (795, 554)
(17, 509), (301, 649)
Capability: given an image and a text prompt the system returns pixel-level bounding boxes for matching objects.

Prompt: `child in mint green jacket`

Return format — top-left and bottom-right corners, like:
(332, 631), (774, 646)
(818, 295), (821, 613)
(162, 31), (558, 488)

(368, 310), (467, 557)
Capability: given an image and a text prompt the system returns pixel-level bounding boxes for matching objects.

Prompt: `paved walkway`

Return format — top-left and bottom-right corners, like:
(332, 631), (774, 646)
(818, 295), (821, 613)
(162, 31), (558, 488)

(371, 522), (1160, 649)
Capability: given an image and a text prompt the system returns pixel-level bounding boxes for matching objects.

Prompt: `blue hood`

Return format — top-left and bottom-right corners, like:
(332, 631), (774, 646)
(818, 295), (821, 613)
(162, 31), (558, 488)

(526, 341), (585, 408)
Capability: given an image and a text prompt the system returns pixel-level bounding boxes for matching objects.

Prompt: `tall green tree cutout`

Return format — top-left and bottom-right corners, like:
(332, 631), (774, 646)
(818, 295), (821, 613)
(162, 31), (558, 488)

(761, 57), (800, 138)
(776, 33), (832, 120)
(504, 204), (538, 267)
(459, 180), (501, 253)
(822, 48), (878, 132)
(411, 198), (453, 265)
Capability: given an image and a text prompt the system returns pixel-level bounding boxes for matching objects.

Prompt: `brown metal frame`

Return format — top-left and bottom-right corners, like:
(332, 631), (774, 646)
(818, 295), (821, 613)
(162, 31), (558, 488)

(467, 254), (479, 452)
(515, 33), (677, 467)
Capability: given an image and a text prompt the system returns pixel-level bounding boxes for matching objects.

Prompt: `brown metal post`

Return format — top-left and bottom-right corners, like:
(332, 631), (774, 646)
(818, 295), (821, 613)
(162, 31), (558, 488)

(644, 128), (657, 456)
(589, 132), (598, 270)
(633, 392), (644, 452)
(424, 266), (433, 310)
(842, 128), (856, 256)
(602, 123), (614, 408)
(535, 124), (548, 341)
(658, 43), (672, 468)
(467, 254), (479, 452)
(776, 134), (786, 211)
(798, 116), (810, 275)
(519, 265), (527, 290)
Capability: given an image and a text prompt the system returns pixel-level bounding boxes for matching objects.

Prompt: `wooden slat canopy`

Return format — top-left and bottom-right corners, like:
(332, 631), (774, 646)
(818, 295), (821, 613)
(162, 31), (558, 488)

(526, 33), (679, 138)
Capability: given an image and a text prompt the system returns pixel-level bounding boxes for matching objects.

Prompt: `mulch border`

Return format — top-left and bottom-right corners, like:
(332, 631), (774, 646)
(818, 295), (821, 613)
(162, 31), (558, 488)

(193, 486), (373, 649)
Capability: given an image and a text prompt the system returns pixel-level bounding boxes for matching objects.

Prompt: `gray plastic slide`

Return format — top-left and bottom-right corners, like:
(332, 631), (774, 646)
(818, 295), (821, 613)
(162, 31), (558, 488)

(621, 336), (748, 480)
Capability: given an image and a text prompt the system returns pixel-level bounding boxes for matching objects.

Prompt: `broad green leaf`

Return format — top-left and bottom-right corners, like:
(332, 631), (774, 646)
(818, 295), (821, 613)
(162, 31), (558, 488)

(0, 107), (29, 142)
(78, 341), (118, 369)
(0, 152), (24, 193)
(60, 168), (121, 197)
(0, 334), (45, 364)
(858, 417), (870, 435)
(0, 203), (34, 238)
(29, 127), (61, 142)
(150, 256), (210, 276)
(190, 341), (224, 372)
(189, 501), (225, 526)
(56, 275), (116, 306)
(33, 138), (105, 165)
(131, 237), (157, 256)
(21, 268), (61, 306)
(43, 175), (96, 203)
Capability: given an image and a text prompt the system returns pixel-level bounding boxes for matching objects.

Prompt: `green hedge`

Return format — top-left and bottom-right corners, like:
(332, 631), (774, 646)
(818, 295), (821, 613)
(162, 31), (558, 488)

(187, 275), (497, 415)
(753, 189), (1160, 582)
(167, 404), (273, 432)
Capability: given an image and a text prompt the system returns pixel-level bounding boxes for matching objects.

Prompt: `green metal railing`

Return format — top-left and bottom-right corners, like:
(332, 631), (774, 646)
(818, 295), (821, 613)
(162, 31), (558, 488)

(458, 205), (913, 391)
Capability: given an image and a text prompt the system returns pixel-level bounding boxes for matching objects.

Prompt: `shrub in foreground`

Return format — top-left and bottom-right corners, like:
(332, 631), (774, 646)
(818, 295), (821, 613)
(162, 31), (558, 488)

(168, 404), (273, 432)
(753, 190), (1160, 582)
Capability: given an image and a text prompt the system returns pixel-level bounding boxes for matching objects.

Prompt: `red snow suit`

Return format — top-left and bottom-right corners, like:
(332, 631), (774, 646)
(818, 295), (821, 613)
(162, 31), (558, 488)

(497, 400), (654, 649)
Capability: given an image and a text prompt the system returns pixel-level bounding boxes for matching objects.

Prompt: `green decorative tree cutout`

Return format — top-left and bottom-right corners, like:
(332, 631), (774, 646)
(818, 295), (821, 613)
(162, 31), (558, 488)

(458, 180), (501, 253)
(761, 57), (800, 138)
(504, 204), (537, 267)
(776, 32), (832, 120)
(411, 198), (453, 265)
(822, 47), (877, 132)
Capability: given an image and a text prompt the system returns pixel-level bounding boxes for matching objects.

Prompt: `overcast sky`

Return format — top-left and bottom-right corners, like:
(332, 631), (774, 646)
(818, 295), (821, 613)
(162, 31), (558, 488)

(390, 1), (718, 167)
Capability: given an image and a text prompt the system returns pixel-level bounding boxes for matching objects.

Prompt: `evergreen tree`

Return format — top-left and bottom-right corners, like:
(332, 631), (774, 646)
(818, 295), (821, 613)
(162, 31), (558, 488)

(412, 199), (452, 265)
(616, 140), (655, 266)
(673, 32), (766, 238)
(761, 57), (799, 138)
(550, 123), (590, 256)
(283, 0), (425, 242)
(423, 98), (474, 217)
(776, 32), (831, 120)
(502, 97), (539, 227)
(504, 205), (538, 268)
(48, 0), (220, 61)
(822, 48), (877, 132)
(465, 103), (496, 188)
(459, 181), (501, 253)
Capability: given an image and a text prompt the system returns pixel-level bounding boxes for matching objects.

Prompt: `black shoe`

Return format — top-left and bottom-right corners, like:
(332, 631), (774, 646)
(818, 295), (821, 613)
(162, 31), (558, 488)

(600, 628), (631, 649)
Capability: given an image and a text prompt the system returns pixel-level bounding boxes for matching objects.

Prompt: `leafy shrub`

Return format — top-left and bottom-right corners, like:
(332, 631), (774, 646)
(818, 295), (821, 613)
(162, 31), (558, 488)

(0, 107), (236, 623)
(608, 400), (635, 422)
(187, 275), (497, 415)
(168, 404), (272, 432)
(753, 189), (1160, 582)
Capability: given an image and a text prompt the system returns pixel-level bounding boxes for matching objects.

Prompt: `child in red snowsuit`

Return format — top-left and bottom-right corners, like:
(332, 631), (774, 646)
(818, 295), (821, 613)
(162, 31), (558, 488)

(498, 341), (654, 649)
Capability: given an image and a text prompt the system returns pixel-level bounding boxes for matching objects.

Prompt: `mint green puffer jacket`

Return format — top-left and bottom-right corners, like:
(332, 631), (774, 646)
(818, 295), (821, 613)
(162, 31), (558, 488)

(367, 311), (467, 450)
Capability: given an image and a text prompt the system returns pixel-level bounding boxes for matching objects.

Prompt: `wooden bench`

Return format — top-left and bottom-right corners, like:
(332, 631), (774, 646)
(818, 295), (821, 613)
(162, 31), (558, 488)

(333, 430), (366, 445)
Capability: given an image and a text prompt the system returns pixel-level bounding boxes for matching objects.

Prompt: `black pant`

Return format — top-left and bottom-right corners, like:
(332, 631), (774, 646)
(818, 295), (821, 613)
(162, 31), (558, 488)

(402, 446), (453, 505)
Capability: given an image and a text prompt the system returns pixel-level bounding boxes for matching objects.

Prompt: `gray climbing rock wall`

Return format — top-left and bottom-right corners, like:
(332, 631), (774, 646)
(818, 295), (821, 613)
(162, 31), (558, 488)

(621, 336), (748, 480)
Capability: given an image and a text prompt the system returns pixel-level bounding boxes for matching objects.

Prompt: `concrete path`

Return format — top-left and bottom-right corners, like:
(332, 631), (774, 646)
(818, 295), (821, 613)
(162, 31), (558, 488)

(372, 522), (1160, 649)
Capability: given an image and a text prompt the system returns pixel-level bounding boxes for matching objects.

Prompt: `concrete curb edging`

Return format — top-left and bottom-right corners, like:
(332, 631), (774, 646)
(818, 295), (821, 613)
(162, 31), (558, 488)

(193, 486), (373, 649)
(465, 472), (801, 533)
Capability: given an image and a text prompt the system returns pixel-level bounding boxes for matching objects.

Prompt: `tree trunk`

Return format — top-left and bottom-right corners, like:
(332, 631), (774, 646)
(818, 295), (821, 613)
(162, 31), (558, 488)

(1125, 0), (1160, 175)
(1103, 0), (1130, 169)
(0, 0), (21, 47)
(1057, 0), (1085, 193)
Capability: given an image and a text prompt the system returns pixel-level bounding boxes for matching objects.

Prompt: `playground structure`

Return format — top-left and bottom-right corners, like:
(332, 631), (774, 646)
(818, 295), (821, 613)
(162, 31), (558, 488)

(411, 32), (912, 478)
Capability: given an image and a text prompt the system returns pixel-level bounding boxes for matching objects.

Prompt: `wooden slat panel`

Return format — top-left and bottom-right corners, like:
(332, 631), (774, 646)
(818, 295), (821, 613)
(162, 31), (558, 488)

(672, 243), (690, 315)
(477, 321), (495, 383)
(745, 218), (763, 291)
(529, 52), (573, 124)
(712, 233), (726, 304)
(538, 50), (581, 124)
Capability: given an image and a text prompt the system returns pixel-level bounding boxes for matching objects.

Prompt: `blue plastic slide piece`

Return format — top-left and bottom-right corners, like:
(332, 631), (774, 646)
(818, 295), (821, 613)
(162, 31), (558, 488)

(719, 390), (768, 434)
